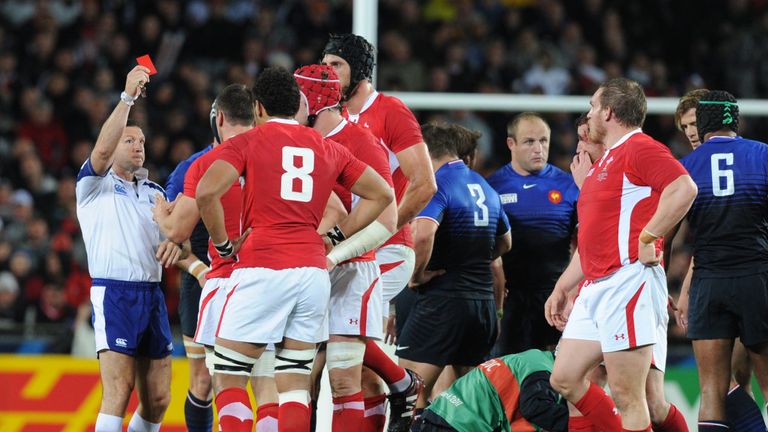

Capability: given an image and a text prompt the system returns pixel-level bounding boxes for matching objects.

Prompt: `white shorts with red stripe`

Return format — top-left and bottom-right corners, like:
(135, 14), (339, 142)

(194, 277), (227, 347)
(329, 260), (383, 339)
(375, 244), (415, 317)
(216, 267), (331, 344)
(563, 261), (668, 354)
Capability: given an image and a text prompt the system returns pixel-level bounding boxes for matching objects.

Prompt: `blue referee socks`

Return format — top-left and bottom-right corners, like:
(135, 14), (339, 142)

(185, 390), (213, 432)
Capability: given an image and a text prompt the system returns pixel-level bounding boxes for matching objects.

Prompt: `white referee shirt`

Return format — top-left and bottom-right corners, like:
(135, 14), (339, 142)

(76, 158), (165, 282)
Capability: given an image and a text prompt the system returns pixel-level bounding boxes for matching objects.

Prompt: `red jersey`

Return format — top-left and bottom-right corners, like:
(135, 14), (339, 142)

(183, 145), (243, 279)
(215, 119), (367, 270)
(343, 91), (423, 249)
(577, 130), (687, 279)
(328, 120), (395, 263)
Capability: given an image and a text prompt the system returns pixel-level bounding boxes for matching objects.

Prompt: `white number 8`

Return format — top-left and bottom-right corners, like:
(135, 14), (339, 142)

(281, 146), (314, 202)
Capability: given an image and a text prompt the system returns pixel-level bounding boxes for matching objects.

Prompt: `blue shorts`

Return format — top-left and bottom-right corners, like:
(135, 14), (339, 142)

(91, 279), (173, 358)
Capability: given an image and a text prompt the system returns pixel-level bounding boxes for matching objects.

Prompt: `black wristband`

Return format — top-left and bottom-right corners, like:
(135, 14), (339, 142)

(326, 225), (346, 246)
(214, 239), (233, 258)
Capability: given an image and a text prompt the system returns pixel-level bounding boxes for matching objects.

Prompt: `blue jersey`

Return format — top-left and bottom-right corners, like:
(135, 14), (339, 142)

(681, 136), (768, 276)
(487, 163), (578, 292)
(416, 160), (510, 299)
(165, 144), (213, 265)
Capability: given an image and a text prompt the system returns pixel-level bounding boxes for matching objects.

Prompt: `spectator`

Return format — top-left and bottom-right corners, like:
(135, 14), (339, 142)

(0, 271), (22, 323)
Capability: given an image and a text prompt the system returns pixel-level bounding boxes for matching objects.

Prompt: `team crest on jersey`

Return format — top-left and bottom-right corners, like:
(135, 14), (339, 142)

(114, 183), (128, 196)
(597, 168), (608, 182)
(500, 193), (518, 204)
(548, 190), (562, 204)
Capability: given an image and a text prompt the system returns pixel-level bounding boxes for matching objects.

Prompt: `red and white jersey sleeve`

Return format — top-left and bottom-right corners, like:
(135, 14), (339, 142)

(343, 92), (423, 249)
(183, 147), (242, 279)
(329, 120), (394, 262)
(577, 130), (688, 279)
(215, 119), (367, 270)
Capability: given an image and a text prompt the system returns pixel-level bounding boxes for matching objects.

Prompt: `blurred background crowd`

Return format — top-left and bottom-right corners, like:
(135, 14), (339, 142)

(2, 0), (768, 357)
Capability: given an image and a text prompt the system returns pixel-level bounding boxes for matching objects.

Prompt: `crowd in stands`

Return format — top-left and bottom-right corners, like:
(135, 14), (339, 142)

(1, 0), (766, 353)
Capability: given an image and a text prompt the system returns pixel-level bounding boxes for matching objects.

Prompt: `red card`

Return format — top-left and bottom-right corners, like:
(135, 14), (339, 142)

(136, 54), (157, 75)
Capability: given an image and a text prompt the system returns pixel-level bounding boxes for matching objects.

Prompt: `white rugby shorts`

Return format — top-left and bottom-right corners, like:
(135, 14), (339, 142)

(563, 261), (668, 358)
(329, 260), (383, 339)
(376, 244), (416, 317)
(215, 267), (330, 344)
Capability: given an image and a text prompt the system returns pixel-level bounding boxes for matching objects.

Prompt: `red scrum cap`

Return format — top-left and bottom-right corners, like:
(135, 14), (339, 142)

(294, 65), (341, 121)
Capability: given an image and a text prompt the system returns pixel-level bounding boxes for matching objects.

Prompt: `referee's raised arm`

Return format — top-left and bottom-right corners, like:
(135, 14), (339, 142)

(90, 66), (150, 175)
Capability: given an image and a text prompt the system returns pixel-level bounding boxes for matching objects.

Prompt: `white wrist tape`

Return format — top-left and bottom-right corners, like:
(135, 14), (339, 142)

(327, 220), (393, 265)
(326, 341), (366, 370)
(188, 260), (209, 279)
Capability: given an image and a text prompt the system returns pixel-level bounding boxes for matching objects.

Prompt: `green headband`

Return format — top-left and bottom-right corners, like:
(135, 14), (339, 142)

(699, 100), (737, 125)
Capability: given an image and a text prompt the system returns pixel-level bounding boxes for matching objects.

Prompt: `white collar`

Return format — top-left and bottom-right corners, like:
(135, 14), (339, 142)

(356, 91), (379, 115)
(609, 128), (642, 150)
(267, 118), (299, 125)
(325, 119), (348, 138)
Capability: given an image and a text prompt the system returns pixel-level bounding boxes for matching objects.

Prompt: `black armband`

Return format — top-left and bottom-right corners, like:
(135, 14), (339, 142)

(326, 225), (346, 246)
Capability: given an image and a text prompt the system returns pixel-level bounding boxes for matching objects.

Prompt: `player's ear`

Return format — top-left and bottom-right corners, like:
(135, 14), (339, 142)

(217, 110), (225, 128)
(506, 136), (515, 150)
(603, 107), (613, 123)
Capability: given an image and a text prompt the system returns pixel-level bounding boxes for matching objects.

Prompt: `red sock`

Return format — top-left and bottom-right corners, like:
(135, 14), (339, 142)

(362, 394), (387, 432)
(573, 383), (622, 432)
(279, 401), (310, 432)
(216, 388), (254, 432)
(332, 392), (364, 432)
(622, 426), (651, 432)
(363, 339), (407, 390)
(256, 402), (279, 432)
(568, 415), (597, 432)
(655, 404), (688, 432)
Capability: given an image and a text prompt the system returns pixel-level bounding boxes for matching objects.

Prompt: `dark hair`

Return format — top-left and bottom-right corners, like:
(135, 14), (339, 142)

(507, 112), (548, 139)
(421, 122), (458, 159)
(696, 90), (739, 143)
(125, 119), (143, 130)
(674, 88), (709, 131)
(598, 78), (646, 128)
(252, 67), (300, 117)
(575, 112), (588, 128)
(449, 124), (482, 161)
(322, 33), (376, 99)
(217, 84), (255, 126)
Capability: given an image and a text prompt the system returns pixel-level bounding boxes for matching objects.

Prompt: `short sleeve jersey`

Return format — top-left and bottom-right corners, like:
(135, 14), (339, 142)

(183, 145), (243, 279)
(487, 163), (579, 292)
(328, 119), (395, 263)
(681, 136), (768, 276)
(577, 130), (688, 279)
(214, 119), (367, 270)
(416, 160), (510, 299)
(166, 145), (213, 266)
(343, 91), (423, 249)
(76, 161), (166, 282)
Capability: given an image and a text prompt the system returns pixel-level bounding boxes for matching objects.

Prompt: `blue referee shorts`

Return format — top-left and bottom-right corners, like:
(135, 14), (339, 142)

(91, 278), (174, 358)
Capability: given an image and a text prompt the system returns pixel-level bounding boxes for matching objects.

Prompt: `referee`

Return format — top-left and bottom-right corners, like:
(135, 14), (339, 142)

(76, 66), (183, 432)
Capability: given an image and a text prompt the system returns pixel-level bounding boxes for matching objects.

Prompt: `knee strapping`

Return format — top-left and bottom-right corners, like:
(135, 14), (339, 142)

(274, 348), (315, 375)
(251, 349), (275, 377)
(326, 341), (365, 370)
(212, 345), (257, 376)
(184, 339), (207, 359)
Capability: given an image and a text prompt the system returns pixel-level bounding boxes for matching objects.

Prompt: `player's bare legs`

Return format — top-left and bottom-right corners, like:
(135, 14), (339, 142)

(134, 356), (172, 423)
(184, 336), (213, 402)
(732, 338), (753, 393)
(98, 351), (137, 417)
(274, 338), (317, 431)
(645, 368), (671, 424)
(212, 337), (268, 432)
(746, 342), (768, 408)
(604, 346), (653, 429)
(397, 359), (443, 409)
(693, 339), (734, 422)
(250, 349), (279, 432)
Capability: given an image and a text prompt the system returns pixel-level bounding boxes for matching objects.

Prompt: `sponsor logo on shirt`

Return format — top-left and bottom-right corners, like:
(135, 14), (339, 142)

(114, 183), (128, 196)
(523, 183), (536, 189)
(441, 391), (464, 407)
(500, 193), (518, 204)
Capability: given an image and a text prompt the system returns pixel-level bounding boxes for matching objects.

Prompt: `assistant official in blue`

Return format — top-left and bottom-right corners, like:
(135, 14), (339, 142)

(397, 123), (512, 419)
(76, 66), (184, 432)
(487, 112), (579, 354)
(678, 90), (768, 432)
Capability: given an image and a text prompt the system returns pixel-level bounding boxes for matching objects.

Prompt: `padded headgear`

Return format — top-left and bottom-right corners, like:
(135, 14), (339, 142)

(294, 65), (341, 126)
(322, 33), (376, 100)
(696, 90), (739, 144)
(209, 99), (221, 144)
